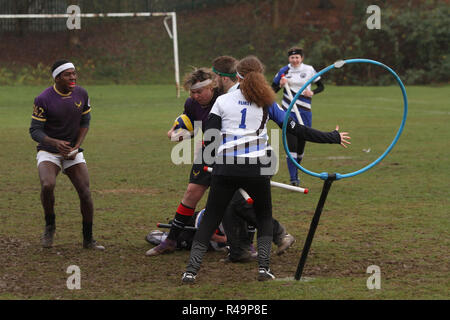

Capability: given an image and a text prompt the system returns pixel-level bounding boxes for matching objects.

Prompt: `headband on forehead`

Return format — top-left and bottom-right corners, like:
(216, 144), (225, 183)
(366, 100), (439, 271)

(212, 67), (236, 78)
(190, 79), (212, 90)
(288, 50), (303, 57)
(52, 62), (75, 79)
(236, 71), (244, 79)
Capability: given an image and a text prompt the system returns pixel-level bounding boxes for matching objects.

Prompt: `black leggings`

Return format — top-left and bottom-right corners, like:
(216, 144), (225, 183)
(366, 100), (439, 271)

(187, 175), (273, 273)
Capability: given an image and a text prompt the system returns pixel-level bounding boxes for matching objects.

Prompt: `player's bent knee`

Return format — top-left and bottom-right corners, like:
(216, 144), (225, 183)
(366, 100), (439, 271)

(41, 181), (56, 193)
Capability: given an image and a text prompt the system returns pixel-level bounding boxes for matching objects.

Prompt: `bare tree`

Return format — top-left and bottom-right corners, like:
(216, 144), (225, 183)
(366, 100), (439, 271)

(272, 0), (280, 29)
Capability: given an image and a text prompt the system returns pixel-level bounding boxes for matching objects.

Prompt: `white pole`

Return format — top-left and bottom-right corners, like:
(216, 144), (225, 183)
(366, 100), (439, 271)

(283, 75), (304, 125)
(269, 181), (308, 194)
(0, 12), (180, 97)
(171, 12), (180, 98)
(0, 12), (173, 18)
(203, 166), (308, 194)
(238, 189), (254, 204)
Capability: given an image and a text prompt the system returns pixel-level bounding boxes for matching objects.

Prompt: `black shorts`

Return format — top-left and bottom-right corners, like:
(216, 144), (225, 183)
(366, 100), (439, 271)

(189, 162), (211, 186)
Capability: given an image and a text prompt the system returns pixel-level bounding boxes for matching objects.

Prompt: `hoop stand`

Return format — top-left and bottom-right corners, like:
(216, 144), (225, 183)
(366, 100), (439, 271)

(282, 59), (407, 281)
(295, 174), (336, 280)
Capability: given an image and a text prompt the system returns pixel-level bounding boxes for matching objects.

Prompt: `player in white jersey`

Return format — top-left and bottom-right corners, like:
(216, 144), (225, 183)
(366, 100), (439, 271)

(182, 56), (350, 284)
(272, 47), (325, 186)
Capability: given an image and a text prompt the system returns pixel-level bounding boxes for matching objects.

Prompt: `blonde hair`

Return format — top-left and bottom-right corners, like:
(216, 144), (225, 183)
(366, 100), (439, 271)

(182, 67), (216, 91)
(236, 56), (276, 108)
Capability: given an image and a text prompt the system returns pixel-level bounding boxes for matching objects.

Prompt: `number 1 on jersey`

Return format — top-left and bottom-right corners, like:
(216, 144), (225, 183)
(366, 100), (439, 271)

(239, 108), (247, 129)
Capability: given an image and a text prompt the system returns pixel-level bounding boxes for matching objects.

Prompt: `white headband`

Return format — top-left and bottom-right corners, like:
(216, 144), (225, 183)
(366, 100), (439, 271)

(190, 79), (212, 90)
(236, 71), (244, 79)
(52, 62), (75, 79)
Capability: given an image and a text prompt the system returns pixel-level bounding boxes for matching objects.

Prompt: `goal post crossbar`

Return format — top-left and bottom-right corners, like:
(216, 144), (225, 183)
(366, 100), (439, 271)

(0, 12), (181, 97)
(0, 12), (171, 18)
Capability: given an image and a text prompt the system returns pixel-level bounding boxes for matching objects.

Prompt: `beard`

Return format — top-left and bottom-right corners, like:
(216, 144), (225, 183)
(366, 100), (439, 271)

(217, 80), (225, 95)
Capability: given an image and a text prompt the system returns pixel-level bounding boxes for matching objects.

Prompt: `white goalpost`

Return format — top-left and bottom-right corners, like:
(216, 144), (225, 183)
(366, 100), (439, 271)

(0, 11), (181, 97)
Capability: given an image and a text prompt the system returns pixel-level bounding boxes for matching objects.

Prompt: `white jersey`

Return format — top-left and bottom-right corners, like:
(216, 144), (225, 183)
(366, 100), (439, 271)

(227, 82), (240, 93)
(284, 63), (320, 93)
(209, 89), (269, 159)
(273, 63), (320, 112)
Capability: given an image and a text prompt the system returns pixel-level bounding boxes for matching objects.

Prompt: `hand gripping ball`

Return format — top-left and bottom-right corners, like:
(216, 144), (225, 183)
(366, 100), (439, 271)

(171, 114), (194, 142)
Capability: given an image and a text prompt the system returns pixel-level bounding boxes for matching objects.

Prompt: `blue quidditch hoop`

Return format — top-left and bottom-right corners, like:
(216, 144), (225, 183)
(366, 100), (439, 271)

(281, 59), (408, 180)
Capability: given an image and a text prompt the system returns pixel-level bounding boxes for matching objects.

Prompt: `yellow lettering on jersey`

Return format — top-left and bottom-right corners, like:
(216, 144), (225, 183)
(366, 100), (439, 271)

(32, 105), (45, 118)
(82, 108), (91, 115)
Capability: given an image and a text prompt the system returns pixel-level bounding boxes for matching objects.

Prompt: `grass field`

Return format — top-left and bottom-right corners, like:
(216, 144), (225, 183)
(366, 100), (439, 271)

(0, 83), (448, 300)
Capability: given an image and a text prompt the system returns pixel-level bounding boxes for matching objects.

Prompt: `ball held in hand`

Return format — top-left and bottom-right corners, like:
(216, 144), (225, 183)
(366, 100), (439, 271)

(171, 114), (194, 141)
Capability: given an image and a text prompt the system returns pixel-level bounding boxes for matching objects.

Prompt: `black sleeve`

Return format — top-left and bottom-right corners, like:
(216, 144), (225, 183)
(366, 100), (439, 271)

(271, 82), (281, 93)
(287, 119), (341, 144)
(312, 80), (324, 95)
(80, 111), (91, 128)
(29, 118), (47, 143)
(203, 113), (222, 146)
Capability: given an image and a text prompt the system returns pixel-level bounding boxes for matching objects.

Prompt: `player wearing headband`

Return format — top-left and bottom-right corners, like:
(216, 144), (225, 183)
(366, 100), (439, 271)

(146, 56), (239, 256)
(212, 56), (239, 95)
(29, 60), (104, 250)
(272, 47), (325, 186)
(182, 56), (349, 283)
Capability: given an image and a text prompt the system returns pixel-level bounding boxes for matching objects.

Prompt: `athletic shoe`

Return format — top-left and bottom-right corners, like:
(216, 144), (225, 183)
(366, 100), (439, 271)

(83, 239), (105, 250)
(181, 272), (196, 284)
(146, 238), (176, 256)
(291, 180), (300, 187)
(276, 234), (295, 255)
(145, 230), (166, 245)
(41, 224), (55, 248)
(258, 268), (275, 281)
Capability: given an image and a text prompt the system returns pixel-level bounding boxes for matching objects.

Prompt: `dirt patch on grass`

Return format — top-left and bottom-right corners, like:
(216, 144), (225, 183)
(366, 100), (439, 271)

(93, 188), (160, 195)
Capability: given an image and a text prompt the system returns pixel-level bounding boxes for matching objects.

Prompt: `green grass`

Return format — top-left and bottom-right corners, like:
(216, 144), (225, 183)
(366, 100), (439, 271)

(0, 84), (448, 300)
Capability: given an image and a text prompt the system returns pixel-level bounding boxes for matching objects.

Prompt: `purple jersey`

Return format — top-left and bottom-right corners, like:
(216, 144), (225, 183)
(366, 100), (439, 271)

(183, 89), (219, 132)
(32, 85), (91, 153)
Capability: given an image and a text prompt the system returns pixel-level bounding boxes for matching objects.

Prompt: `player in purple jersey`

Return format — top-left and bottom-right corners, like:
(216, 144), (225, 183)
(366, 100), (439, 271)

(29, 60), (104, 250)
(146, 56), (239, 256)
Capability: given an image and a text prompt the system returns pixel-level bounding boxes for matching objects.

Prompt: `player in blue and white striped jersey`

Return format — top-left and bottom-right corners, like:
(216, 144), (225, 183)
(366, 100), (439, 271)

(182, 56), (350, 284)
(272, 47), (325, 186)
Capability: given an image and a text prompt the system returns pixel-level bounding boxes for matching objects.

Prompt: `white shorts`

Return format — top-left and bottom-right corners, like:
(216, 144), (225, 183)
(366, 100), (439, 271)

(36, 150), (86, 171)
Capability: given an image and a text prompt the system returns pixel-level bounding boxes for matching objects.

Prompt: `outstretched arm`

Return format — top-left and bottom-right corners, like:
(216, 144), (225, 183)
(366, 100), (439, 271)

(335, 125), (351, 148)
(268, 102), (351, 146)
